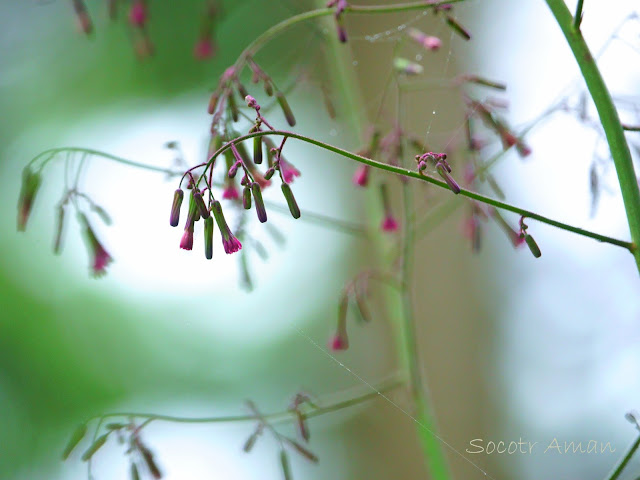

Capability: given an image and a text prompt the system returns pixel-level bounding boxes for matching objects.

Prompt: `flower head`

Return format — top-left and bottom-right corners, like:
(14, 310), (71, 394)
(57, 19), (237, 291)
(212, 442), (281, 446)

(352, 165), (370, 187)
(381, 215), (399, 232)
(180, 226), (194, 250)
(129, 1), (147, 27)
(280, 159), (301, 184)
(222, 181), (240, 200)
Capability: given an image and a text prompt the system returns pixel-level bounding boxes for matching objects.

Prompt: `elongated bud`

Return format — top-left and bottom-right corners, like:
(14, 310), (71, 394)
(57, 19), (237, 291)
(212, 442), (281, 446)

(185, 191), (199, 225)
(263, 79), (274, 96)
(445, 15), (471, 40)
(81, 433), (109, 461)
(72, 0), (93, 34)
(139, 445), (162, 480)
(207, 91), (219, 115)
(284, 438), (319, 463)
(235, 81), (248, 100)
(62, 423), (87, 460)
(227, 90), (239, 122)
(264, 167), (275, 180)
(194, 191), (210, 219)
(280, 450), (292, 480)
(276, 92), (296, 127)
(204, 217), (214, 259)
(436, 163), (461, 194)
(330, 294), (349, 351)
(243, 186), (252, 210)
(53, 204), (67, 255)
(460, 74), (506, 90)
(253, 136), (263, 164)
(170, 188), (184, 226)
(243, 426), (263, 453)
(251, 183), (267, 223)
(17, 167), (42, 231)
(281, 183), (300, 219)
(130, 463), (140, 480)
(294, 410), (310, 442)
(524, 234), (541, 258)
(212, 201), (242, 254)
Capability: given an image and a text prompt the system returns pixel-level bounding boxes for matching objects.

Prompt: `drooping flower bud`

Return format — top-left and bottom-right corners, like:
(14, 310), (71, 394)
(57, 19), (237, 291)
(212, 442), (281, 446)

(243, 425), (263, 453)
(227, 90), (239, 122)
(491, 209), (525, 247)
(436, 163), (461, 194)
(128, 1), (147, 27)
(81, 433), (109, 461)
(169, 188), (184, 227)
(243, 186), (252, 210)
(130, 463), (140, 480)
(72, 0), (93, 35)
(235, 81), (248, 100)
(204, 217), (214, 259)
(138, 443), (162, 480)
(17, 166), (42, 232)
(407, 28), (441, 51)
(445, 15), (471, 40)
(193, 191), (210, 219)
(281, 183), (300, 219)
(53, 204), (67, 255)
(279, 158), (300, 184)
(352, 165), (370, 187)
(524, 234), (541, 258)
(251, 183), (267, 223)
(329, 295), (349, 351)
(276, 92), (296, 127)
(207, 91), (220, 115)
(77, 213), (113, 277)
(212, 200), (242, 254)
(280, 450), (292, 480)
(253, 136), (263, 164)
(379, 183), (399, 232)
(264, 167), (276, 180)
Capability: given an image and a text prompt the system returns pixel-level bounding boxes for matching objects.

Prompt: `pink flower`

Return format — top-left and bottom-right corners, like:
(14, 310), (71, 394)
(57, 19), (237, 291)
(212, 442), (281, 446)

(329, 333), (349, 351)
(129, 1), (146, 27)
(352, 165), (370, 187)
(422, 36), (442, 51)
(194, 37), (215, 60)
(222, 234), (242, 254)
(222, 184), (239, 200)
(17, 168), (41, 232)
(180, 227), (194, 250)
(280, 159), (300, 184)
(381, 215), (399, 232)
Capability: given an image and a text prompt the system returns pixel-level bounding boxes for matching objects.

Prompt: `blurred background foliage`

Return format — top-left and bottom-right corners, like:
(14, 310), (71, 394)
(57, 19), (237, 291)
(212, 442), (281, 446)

(1, 1), (640, 480)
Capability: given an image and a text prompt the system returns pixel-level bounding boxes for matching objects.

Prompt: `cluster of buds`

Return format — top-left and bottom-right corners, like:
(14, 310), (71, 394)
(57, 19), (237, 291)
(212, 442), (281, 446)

(62, 421), (162, 479)
(428, 1), (472, 40)
(18, 163), (115, 277)
(327, 0), (348, 43)
(208, 60), (296, 134)
(70, 0), (154, 59)
(466, 99), (531, 157)
(416, 152), (461, 194)
(243, 401), (319, 480)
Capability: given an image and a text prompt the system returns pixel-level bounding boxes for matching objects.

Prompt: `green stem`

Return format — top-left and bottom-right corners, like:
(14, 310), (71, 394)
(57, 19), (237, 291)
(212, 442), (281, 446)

(400, 181), (450, 480)
(545, 0), (640, 272)
(207, 130), (634, 252)
(86, 375), (403, 427)
(605, 434), (640, 480)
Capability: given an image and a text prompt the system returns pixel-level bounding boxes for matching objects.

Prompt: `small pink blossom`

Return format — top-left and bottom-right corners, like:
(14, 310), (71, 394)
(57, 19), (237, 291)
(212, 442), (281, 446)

(352, 165), (370, 187)
(422, 36), (441, 51)
(329, 333), (348, 351)
(78, 213), (113, 277)
(280, 159), (301, 184)
(381, 215), (399, 232)
(194, 37), (214, 60)
(129, 1), (146, 27)
(222, 185), (239, 200)
(222, 235), (242, 254)
(180, 227), (194, 250)
(251, 171), (272, 189)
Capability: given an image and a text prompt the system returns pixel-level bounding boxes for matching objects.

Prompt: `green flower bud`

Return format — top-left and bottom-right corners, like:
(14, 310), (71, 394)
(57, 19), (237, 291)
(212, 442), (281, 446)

(524, 234), (542, 258)
(251, 183), (267, 223)
(204, 217), (214, 259)
(169, 188), (184, 227)
(62, 423), (87, 460)
(281, 183), (300, 219)
(243, 186), (252, 210)
(276, 92), (296, 127)
(81, 433), (109, 461)
(253, 136), (263, 164)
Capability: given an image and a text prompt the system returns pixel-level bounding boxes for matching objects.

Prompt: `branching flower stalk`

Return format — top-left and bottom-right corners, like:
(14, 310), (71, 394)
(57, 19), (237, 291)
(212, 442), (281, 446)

(17, 1), (640, 479)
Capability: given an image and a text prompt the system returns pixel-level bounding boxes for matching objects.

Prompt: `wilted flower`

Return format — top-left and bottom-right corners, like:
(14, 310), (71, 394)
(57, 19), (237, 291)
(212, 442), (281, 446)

(212, 201), (242, 254)
(352, 165), (370, 187)
(280, 159), (300, 184)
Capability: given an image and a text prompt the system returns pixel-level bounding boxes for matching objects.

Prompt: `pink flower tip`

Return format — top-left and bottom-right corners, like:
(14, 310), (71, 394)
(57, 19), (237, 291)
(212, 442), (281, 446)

(329, 334), (348, 351)
(92, 246), (113, 277)
(422, 36), (442, 51)
(222, 235), (242, 254)
(352, 165), (370, 187)
(129, 2), (146, 27)
(180, 229), (194, 250)
(381, 215), (399, 232)
(194, 38), (214, 60)
(222, 186), (240, 200)
(280, 159), (301, 184)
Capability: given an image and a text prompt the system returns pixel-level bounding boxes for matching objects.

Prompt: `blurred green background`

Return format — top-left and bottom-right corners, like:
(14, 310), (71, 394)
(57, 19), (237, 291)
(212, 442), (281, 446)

(1, 1), (640, 480)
